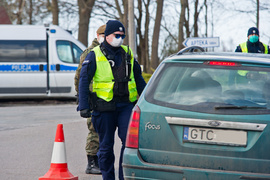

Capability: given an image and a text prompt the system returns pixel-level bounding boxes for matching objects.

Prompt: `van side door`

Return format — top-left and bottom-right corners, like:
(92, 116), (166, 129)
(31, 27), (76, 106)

(48, 39), (83, 97)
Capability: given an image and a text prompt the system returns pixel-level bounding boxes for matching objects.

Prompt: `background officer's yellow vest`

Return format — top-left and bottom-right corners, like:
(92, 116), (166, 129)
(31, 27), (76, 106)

(240, 42), (268, 54)
(92, 45), (138, 102)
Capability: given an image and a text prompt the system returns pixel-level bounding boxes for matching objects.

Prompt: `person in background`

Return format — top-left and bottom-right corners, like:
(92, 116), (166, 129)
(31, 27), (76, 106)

(235, 27), (270, 54)
(74, 24), (106, 175)
(78, 20), (146, 180)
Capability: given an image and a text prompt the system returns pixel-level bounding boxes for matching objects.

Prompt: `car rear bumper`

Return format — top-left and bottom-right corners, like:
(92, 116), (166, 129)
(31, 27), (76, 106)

(123, 148), (270, 180)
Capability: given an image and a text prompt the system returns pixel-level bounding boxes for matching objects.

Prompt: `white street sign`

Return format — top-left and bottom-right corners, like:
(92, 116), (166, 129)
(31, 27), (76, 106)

(183, 37), (220, 48)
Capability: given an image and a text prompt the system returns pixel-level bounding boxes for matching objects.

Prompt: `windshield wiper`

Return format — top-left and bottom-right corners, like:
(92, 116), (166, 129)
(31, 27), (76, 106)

(215, 105), (266, 110)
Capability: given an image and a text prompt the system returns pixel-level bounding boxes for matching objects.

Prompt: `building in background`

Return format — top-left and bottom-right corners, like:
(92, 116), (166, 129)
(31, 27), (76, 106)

(0, 6), (12, 24)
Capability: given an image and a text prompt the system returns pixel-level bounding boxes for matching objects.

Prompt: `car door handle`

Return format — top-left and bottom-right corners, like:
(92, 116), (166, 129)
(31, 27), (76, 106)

(39, 64), (44, 71)
(56, 64), (60, 71)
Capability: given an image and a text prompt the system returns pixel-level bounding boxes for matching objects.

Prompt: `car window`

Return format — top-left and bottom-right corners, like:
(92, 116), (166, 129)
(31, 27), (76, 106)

(72, 43), (83, 64)
(145, 62), (270, 114)
(0, 40), (46, 62)
(56, 40), (83, 64)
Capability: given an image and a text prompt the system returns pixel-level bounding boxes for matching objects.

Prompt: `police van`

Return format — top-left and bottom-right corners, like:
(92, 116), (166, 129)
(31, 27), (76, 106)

(0, 25), (86, 99)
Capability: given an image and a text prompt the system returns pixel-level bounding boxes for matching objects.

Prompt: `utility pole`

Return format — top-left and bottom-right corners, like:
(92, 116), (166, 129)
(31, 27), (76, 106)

(128, 0), (136, 57)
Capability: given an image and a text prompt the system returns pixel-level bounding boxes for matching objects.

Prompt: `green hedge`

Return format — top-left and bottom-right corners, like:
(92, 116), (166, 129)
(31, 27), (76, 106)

(142, 72), (152, 83)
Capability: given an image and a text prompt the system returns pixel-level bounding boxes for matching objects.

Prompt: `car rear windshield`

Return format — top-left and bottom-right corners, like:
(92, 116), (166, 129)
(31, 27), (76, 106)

(145, 62), (270, 115)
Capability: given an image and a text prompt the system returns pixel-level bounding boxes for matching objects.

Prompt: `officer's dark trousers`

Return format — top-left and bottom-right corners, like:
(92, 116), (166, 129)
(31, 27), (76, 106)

(92, 102), (134, 180)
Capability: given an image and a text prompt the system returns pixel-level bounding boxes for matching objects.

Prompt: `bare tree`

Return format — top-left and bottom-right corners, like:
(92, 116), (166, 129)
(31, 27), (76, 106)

(204, 0), (208, 37)
(194, 0), (199, 37)
(114, 0), (128, 44)
(122, 0), (129, 44)
(27, 0), (33, 24)
(51, 0), (59, 25)
(185, 2), (190, 38)
(93, 0), (128, 44)
(136, 0), (151, 73)
(16, 0), (25, 24)
(230, 0), (270, 30)
(8, 0), (269, 73)
(193, 0), (205, 37)
(90, 0), (165, 72)
(6, 0), (57, 25)
(178, 0), (188, 50)
(78, 0), (95, 47)
(150, 0), (164, 70)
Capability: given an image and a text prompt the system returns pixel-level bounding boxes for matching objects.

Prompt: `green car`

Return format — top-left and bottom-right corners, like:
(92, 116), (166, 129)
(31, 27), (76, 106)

(123, 47), (270, 180)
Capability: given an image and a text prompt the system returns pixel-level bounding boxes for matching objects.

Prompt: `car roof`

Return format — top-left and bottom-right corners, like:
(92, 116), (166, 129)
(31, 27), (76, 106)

(165, 52), (270, 65)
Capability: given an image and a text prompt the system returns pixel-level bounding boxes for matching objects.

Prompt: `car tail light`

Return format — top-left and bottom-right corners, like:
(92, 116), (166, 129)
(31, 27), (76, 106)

(204, 61), (240, 66)
(126, 105), (141, 148)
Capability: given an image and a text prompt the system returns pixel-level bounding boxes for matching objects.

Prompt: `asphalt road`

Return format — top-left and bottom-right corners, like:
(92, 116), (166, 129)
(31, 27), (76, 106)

(0, 101), (121, 180)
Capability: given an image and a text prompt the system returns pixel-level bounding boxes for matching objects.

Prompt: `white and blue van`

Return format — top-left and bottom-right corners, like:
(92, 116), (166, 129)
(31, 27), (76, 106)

(0, 24), (86, 99)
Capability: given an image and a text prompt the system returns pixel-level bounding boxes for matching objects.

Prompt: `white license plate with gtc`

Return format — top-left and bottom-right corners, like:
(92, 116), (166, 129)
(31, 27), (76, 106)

(183, 127), (247, 146)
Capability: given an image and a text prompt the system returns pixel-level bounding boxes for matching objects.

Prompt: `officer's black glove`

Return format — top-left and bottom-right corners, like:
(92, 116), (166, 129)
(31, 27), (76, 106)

(80, 109), (91, 118)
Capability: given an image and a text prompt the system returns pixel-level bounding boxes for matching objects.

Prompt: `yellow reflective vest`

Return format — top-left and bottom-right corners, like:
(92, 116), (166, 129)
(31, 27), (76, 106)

(240, 42), (268, 54)
(92, 45), (138, 102)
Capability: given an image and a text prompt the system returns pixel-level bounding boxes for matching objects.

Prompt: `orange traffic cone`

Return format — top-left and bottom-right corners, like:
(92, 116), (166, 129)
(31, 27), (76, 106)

(39, 124), (78, 180)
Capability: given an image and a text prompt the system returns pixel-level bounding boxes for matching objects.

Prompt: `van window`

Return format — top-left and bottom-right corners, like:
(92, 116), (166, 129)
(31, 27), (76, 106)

(56, 40), (83, 64)
(0, 40), (46, 62)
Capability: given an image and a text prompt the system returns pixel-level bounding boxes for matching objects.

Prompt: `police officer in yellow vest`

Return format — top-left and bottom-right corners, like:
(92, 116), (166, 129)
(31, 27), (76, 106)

(75, 24), (106, 175)
(78, 20), (146, 180)
(235, 27), (270, 54)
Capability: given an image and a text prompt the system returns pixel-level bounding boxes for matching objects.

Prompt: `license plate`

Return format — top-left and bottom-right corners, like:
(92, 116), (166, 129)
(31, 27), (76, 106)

(183, 127), (247, 146)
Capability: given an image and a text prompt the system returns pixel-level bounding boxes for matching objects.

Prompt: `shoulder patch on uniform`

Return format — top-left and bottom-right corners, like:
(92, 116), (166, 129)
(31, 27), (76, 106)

(82, 60), (89, 65)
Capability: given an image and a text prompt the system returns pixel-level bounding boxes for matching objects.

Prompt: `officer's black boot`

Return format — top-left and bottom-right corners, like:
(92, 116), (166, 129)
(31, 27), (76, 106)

(85, 155), (102, 174)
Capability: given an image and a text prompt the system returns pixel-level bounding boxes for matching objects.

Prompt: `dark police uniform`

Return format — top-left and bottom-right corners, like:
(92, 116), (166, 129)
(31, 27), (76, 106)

(235, 27), (270, 54)
(78, 39), (146, 180)
(235, 40), (270, 54)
